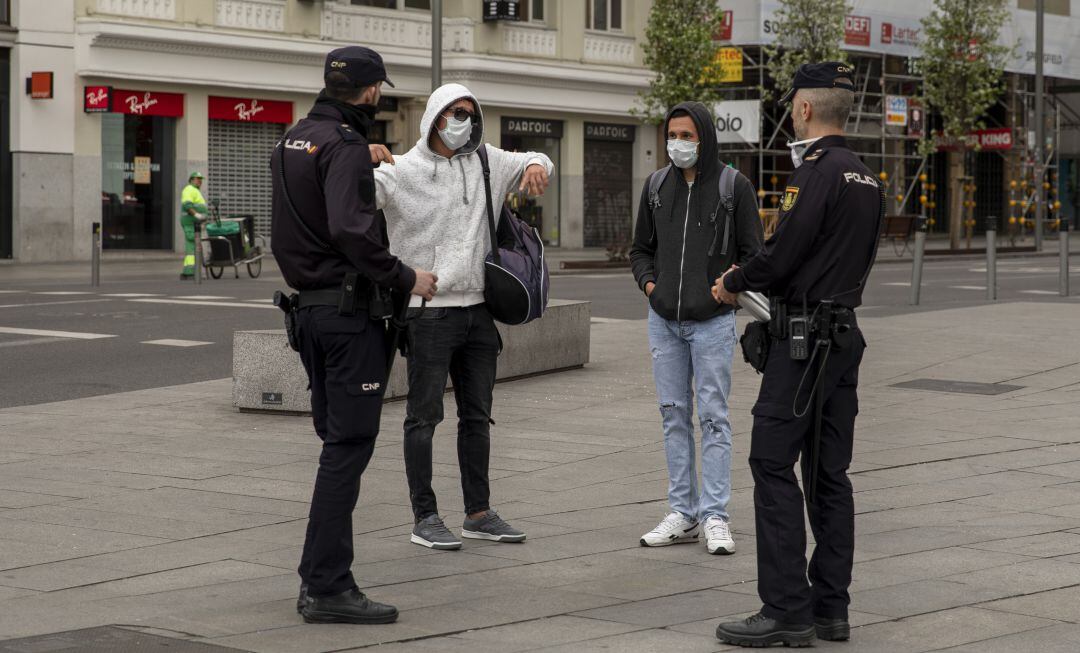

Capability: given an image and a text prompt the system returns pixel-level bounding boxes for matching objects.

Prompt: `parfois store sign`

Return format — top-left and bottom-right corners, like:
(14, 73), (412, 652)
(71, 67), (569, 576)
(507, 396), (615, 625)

(209, 96), (293, 124)
(113, 89), (185, 117)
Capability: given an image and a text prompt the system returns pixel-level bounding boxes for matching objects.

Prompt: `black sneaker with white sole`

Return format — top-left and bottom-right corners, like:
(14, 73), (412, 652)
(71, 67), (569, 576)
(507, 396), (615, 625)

(411, 514), (463, 550)
(461, 510), (526, 542)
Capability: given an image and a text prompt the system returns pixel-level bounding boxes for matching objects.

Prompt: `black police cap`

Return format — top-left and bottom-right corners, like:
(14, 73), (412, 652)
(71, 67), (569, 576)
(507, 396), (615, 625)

(780, 62), (855, 103)
(324, 46), (395, 89)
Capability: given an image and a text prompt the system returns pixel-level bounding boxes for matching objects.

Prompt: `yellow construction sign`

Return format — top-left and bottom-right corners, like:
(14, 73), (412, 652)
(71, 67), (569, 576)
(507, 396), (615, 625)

(703, 47), (744, 84)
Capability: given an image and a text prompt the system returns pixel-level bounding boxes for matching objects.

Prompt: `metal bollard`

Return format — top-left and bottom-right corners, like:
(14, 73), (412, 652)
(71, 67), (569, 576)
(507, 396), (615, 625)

(91, 222), (101, 287)
(194, 221), (203, 286)
(985, 216), (997, 301)
(910, 216), (927, 305)
(1061, 220), (1070, 297)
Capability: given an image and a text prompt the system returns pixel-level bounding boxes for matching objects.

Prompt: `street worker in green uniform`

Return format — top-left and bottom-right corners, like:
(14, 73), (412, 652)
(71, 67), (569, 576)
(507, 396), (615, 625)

(180, 171), (208, 279)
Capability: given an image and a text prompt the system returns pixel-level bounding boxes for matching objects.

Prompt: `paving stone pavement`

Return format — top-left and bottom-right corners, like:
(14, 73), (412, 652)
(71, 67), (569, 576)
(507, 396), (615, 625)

(2, 302), (1080, 652)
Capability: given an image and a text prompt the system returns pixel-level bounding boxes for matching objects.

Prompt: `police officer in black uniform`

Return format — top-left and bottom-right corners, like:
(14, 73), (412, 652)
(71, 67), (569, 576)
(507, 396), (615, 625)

(712, 63), (882, 648)
(271, 46), (438, 625)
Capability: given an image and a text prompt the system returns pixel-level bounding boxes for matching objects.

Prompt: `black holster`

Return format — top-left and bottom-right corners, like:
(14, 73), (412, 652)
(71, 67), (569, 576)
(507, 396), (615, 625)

(273, 290), (300, 352)
(740, 320), (771, 374)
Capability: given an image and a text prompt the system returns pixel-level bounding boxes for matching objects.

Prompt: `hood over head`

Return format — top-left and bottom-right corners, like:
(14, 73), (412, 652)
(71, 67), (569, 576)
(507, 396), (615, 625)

(419, 83), (484, 156)
(663, 101), (718, 178)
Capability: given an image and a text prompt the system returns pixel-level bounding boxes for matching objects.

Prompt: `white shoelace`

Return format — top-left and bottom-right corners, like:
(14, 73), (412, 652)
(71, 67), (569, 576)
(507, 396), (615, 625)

(650, 512), (688, 535)
(704, 517), (731, 540)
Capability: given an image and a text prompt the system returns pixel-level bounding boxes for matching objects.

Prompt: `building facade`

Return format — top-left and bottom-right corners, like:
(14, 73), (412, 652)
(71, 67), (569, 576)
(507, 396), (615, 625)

(2, 0), (658, 262)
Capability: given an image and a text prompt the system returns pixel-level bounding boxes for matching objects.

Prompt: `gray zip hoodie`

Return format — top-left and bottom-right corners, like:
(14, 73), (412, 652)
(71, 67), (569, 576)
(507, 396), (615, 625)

(374, 83), (554, 308)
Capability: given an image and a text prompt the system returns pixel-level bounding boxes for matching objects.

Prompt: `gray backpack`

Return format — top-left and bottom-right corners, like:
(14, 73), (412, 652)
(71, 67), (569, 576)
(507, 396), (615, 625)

(647, 164), (738, 257)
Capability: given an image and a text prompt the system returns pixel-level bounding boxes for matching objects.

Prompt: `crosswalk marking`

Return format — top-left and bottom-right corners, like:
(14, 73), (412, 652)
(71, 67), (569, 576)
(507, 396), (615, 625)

(130, 298), (278, 310)
(882, 282), (911, 287)
(33, 291), (94, 296)
(0, 299), (110, 309)
(174, 295), (235, 300)
(141, 339), (213, 347)
(0, 290), (25, 294)
(0, 326), (115, 340)
(244, 298), (275, 304)
(591, 317), (630, 324)
(102, 293), (164, 298)
(949, 285), (987, 291)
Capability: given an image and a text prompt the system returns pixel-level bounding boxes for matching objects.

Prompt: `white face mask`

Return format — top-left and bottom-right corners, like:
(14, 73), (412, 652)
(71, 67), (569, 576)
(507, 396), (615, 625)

(666, 139), (699, 169)
(438, 116), (473, 151)
(787, 137), (820, 168)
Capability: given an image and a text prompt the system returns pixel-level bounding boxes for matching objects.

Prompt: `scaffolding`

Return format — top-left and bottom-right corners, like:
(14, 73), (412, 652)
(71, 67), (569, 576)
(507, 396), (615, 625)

(716, 46), (1072, 249)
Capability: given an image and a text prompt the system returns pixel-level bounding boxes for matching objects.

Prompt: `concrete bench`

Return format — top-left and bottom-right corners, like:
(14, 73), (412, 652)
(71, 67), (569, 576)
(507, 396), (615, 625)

(233, 299), (591, 413)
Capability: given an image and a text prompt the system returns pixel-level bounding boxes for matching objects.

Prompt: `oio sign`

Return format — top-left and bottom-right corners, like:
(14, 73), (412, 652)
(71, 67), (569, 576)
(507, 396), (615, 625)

(713, 100), (760, 144)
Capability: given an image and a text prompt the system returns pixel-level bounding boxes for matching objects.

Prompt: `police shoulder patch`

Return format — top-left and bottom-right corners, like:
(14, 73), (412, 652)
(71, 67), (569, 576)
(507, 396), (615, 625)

(337, 123), (363, 143)
(781, 186), (800, 212)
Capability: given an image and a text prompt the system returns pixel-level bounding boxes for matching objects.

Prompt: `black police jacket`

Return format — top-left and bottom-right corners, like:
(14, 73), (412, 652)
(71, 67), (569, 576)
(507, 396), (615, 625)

(724, 135), (881, 309)
(270, 103), (415, 294)
(630, 101), (763, 322)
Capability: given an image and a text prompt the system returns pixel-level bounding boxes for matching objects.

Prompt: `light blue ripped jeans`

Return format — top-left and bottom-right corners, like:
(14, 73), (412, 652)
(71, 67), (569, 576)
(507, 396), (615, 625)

(648, 307), (737, 523)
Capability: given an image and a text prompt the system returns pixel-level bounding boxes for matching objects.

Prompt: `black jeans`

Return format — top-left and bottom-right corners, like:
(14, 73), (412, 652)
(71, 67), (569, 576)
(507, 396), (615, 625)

(404, 304), (501, 521)
(295, 306), (387, 598)
(749, 326), (865, 624)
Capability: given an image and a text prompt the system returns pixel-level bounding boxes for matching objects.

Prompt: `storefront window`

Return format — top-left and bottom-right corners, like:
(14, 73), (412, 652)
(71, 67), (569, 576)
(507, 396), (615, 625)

(502, 117), (562, 247)
(100, 114), (176, 249)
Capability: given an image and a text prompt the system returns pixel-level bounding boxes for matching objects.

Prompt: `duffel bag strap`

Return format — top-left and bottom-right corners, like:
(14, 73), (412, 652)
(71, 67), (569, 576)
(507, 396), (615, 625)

(475, 144), (501, 266)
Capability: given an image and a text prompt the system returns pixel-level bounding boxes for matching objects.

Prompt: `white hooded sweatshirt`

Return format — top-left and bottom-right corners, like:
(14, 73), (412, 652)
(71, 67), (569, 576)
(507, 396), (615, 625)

(374, 83), (554, 308)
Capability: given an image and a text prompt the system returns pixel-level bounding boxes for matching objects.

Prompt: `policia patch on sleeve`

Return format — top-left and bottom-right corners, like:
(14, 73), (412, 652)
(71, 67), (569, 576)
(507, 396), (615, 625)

(781, 186), (800, 212)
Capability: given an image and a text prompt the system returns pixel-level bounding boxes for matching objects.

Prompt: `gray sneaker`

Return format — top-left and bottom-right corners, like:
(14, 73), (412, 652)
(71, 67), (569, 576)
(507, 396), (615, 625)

(461, 510), (526, 543)
(411, 514), (462, 550)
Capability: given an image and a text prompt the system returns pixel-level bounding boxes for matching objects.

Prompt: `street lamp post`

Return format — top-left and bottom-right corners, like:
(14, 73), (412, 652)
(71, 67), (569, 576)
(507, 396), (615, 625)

(431, 0), (442, 91)
(1035, 0), (1045, 251)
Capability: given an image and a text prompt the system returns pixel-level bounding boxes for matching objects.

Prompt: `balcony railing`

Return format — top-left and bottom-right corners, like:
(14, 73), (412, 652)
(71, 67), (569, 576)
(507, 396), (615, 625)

(583, 31), (636, 66)
(95, 0), (176, 20)
(216, 0), (286, 32)
(321, 3), (473, 52)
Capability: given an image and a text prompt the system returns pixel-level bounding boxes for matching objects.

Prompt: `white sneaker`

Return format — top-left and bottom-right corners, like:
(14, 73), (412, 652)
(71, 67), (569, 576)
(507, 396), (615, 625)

(704, 515), (735, 555)
(640, 512), (700, 547)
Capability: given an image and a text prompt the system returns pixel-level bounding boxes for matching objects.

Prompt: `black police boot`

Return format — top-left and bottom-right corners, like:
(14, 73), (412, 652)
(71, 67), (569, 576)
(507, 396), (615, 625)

(301, 588), (398, 625)
(296, 583), (308, 615)
(814, 616), (850, 641)
(715, 612), (815, 648)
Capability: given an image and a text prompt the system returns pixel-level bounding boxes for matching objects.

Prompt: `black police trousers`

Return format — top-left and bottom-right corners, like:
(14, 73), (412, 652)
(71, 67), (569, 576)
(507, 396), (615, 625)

(749, 325), (865, 624)
(295, 305), (387, 598)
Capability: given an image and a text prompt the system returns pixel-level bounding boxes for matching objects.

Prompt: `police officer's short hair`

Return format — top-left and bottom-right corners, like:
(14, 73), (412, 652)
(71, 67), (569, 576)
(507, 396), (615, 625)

(324, 71), (367, 103)
(799, 83), (854, 129)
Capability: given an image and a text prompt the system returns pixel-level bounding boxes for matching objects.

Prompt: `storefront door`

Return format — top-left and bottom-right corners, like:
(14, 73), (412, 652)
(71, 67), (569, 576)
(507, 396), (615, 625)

(583, 122), (635, 248)
(95, 88), (184, 250)
(501, 117), (562, 246)
(101, 114), (177, 249)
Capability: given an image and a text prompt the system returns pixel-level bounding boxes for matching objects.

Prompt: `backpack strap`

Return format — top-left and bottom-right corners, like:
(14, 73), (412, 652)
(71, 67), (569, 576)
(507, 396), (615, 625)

(475, 144), (501, 266)
(647, 165), (672, 210)
(708, 165), (738, 257)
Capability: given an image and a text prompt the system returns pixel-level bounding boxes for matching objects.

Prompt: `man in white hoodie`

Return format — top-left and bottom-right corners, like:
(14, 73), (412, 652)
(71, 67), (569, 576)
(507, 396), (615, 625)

(371, 83), (553, 550)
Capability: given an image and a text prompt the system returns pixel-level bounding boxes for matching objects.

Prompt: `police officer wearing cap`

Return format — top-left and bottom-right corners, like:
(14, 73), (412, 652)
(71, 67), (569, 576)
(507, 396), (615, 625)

(712, 62), (883, 648)
(271, 46), (438, 625)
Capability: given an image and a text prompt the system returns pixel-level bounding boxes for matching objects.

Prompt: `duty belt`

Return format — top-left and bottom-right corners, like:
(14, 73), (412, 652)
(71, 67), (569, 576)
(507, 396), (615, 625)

(297, 287), (343, 308)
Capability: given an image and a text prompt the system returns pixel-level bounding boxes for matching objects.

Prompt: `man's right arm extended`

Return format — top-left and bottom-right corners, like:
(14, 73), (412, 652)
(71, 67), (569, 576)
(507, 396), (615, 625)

(324, 143), (436, 299)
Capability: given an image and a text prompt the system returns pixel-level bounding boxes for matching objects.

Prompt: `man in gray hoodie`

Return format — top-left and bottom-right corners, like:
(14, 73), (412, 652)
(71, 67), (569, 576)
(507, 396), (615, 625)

(371, 83), (553, 550)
